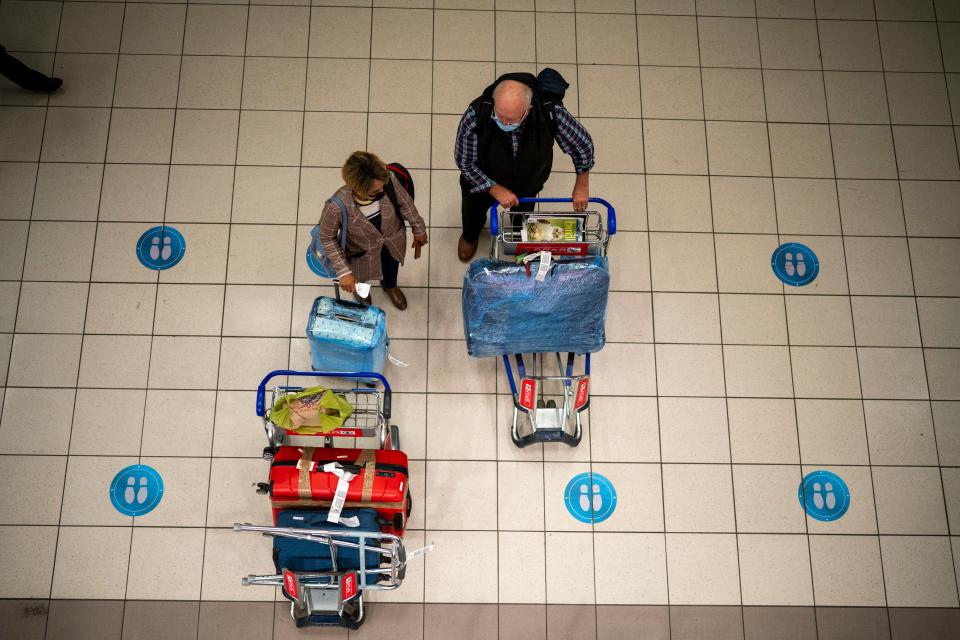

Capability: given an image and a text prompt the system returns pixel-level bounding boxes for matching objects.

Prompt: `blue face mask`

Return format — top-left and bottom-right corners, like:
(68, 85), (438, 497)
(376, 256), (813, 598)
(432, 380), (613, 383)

(492, 108), (528, 132)
(494, 117), (521, 132)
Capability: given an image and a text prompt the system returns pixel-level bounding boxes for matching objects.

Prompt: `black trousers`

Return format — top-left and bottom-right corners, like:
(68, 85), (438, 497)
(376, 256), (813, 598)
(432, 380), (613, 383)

(460, 176), (538, 243)
(0, 45), (47, 89)
(368, 214), (400, 288)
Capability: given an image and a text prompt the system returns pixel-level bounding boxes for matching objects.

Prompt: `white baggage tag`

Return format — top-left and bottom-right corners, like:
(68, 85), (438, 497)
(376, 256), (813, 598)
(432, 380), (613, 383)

(388, 353), (409, 367)
(322, 463), (357, 525)
(535, 251), (552, 282)
(406, 544), (435, 560)
(355, 282), (371, 297)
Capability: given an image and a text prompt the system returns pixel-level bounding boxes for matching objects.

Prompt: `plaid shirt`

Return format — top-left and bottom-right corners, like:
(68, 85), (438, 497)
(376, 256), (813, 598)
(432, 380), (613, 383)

(454, 103), (595, 193)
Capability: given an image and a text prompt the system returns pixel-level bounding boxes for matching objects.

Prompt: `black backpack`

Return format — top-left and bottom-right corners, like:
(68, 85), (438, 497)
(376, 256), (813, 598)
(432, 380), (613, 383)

(473, 68), (570, 137)
(385, 162), (414, 205)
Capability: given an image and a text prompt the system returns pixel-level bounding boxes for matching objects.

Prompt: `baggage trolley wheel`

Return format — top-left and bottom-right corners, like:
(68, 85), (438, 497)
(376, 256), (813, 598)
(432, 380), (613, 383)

(390, 424), (400, 450)
(546, 399), (556, 408)
(342, 599), (364, 630)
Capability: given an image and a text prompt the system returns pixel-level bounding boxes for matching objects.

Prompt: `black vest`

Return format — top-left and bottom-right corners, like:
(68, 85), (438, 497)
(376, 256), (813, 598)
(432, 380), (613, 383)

(469, 73), (558, 195)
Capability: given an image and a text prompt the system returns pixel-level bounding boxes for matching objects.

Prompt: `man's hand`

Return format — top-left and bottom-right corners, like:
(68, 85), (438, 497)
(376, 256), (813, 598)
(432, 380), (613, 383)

(338, 273), (357, 293)
(572, 184), (589, 212)
(412, 233), (428, 259)
(490, 184), (519, 208)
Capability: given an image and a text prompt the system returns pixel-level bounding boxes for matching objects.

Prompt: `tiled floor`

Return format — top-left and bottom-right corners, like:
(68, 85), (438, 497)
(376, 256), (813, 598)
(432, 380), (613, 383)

(1, 0), (960, 638)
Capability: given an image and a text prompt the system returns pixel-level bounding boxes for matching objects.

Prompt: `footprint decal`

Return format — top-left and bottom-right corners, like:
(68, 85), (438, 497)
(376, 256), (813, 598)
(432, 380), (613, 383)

(110, 465), (164, 517)
(798, 470), (849, 522)
(772, 243), (819, 287)
(564, 473), (617, 524)
(137, 226), (185, 271)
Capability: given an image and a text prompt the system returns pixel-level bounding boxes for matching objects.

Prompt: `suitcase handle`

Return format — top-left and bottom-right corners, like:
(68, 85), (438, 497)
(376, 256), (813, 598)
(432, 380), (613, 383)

(488, 197), (617, 236)
(256, 370), (392, 419)
(332, 280), (370, 310)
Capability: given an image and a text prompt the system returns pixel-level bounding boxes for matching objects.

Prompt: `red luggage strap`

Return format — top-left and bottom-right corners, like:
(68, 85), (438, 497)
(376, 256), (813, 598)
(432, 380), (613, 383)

(296, 448), (377, 502)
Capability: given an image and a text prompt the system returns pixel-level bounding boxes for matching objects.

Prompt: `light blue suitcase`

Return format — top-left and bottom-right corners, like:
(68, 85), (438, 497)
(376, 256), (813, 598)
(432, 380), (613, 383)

(306, 290), (388, 375)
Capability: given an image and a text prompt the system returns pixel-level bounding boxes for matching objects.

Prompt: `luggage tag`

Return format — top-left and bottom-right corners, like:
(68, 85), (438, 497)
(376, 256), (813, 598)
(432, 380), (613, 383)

(322, 463), (360, 527)
(355, 282), (371, 297)
(406, 544), (435, 560)
(522, 251), (552, 282)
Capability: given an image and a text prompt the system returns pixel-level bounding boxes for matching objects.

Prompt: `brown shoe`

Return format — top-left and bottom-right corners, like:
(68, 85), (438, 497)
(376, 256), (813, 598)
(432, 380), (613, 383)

(457, 234), (478, 262)
(353, 291), (372, 306)
(383, 287), (407, 311)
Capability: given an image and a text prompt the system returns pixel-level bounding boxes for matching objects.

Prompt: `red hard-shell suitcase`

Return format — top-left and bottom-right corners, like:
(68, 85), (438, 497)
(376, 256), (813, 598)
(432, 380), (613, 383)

(269, 446), (409, 536)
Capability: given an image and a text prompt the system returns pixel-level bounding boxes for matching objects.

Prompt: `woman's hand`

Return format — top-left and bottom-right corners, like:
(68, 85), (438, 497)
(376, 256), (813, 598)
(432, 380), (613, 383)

(338, 273), (357, 293)
(412, 233), (428, 259)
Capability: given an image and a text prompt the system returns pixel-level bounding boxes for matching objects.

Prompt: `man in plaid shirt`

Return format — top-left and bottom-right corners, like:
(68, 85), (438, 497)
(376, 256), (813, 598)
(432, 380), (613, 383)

(454, 71), (595, 262)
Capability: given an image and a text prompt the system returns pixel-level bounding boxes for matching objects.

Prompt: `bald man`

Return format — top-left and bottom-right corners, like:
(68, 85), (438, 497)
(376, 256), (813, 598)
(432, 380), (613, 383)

(454, 71), (595, 262)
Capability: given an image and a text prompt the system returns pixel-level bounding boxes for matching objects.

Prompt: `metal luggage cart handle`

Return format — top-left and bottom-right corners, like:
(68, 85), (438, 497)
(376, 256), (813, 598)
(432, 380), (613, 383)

(488, 197), (617, 236)
(256, 370), (391, 419)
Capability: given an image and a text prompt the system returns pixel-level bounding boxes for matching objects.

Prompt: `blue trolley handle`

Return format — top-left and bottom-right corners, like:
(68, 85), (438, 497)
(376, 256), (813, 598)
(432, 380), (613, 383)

(256, 370), (391, 420)
(488, 197), (617, 236)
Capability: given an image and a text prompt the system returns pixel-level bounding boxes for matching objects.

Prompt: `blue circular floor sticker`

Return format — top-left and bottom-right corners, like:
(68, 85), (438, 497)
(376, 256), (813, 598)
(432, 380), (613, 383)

(136, 225), (185, 270)
(772, 242), (819, 286)
(564, 472), (617, 524)
(798, 470), (850, 522)
(110, 465), (163, 517)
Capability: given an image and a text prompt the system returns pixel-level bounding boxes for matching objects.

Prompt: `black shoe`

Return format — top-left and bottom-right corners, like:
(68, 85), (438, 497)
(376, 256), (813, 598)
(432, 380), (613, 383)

(20, 74), (62, 93)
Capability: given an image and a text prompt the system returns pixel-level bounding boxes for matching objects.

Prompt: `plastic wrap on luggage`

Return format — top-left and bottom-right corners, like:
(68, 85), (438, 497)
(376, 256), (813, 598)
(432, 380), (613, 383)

(307, 296), (388, 374)
(462, 256), (609, 357)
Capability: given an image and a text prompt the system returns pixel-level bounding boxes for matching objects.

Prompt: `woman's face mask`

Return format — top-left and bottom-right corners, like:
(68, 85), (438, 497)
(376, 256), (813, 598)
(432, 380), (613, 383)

(353, 190), (384, 205)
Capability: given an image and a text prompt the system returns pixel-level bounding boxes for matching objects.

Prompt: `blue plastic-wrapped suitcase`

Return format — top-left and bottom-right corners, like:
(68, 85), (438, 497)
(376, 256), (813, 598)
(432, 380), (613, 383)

(307, 294), (388, 374)
(462, 256), (610, 357)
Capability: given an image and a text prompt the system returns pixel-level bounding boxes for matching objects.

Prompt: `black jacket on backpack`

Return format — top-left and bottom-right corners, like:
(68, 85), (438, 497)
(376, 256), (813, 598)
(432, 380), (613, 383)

(468, 71), (566, 196)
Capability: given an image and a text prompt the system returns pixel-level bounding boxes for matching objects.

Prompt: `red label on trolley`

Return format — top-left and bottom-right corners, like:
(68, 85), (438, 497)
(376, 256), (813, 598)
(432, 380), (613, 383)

(575, 377), (590, 410)
(517, 242), (589, 256)
(341, 572), (358, 601)
(519, 378), (538, 411)
(331, 429), (360, 437)
(283, 569), (298, 599)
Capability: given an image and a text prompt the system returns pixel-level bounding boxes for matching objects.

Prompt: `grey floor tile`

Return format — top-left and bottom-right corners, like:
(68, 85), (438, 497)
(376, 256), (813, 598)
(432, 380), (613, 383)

(670, 606), (743, 640)
(423, 604), (497, 640)
(743, 606), (816, 640)
(596, 605), (668, 640)
(197, 602), (274, 640)
(0, 600), (47, 640)
(499, 604), (546, 640)
(889, 608), (960, 640)
(816, 607), (891, 640)
(350, 603), (423, 639)
(547, 605), (597, 640)
(46, 600), (124, 640)
(122, 601), (199, 640)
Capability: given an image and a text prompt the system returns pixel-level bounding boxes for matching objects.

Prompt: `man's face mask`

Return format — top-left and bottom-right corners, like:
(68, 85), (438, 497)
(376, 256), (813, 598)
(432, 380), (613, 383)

(354, 190), (384, 206)
(492, 106), (529, 132)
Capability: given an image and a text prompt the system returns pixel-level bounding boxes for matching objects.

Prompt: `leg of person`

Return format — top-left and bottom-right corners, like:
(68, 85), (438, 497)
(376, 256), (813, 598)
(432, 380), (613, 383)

(379, 244), (406, 310)
(458, 176), (496, 262)
(0, 45), (62, 93)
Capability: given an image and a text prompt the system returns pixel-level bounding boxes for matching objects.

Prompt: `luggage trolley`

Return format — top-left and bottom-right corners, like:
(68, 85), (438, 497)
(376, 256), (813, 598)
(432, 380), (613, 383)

(234, 517), (407, 629)
(236, 370), (411, 630)
(256, 370), (399, 456)
(489, 197), (616, 448)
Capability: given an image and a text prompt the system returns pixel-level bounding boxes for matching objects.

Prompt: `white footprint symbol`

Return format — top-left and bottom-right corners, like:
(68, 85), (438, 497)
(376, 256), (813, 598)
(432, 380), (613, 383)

(149, 237), (161, 261)
(824, 482), (836, 510)
(812, 482), (824, 510)
(592, 483), (602, 512)
(784, 252), (795, 276)
(124, 476), (137, 504)
(160, 235), (172, 261)
(579, 484), (590, 512)
(796, 253), (806, 277)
